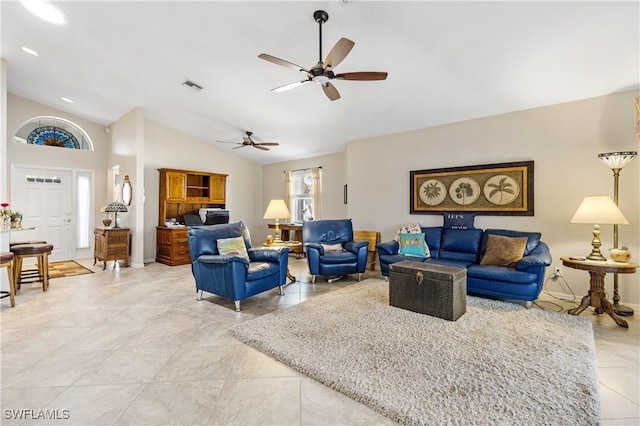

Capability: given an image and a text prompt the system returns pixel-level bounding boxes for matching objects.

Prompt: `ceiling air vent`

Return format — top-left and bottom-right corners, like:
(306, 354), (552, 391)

(182, 80), (204, 92)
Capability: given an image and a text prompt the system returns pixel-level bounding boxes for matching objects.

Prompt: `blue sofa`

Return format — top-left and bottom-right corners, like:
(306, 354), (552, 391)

(377, 227), (552, 305)
(302, 219), (369, 283)
(188, 222), (289, 311)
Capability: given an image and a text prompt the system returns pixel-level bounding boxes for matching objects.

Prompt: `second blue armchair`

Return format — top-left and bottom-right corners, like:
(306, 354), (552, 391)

(302, 219), (369, 283)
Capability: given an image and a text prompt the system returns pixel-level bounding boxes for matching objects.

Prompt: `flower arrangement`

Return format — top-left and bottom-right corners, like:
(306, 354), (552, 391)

(1, 202), (10, 219)
(1, 203), (22, 221)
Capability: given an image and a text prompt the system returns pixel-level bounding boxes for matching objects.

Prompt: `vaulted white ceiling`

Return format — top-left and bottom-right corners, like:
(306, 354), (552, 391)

(2, 1), (638, 164)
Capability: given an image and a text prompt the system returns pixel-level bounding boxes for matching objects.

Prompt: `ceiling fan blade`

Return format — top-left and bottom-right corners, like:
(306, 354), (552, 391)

(324, 37), (355, 69)
(322, 82), (340, 101)
(258, 53), (309, 73)
(256, 142), (279, 146)
(334, 72), (388, 81)
(232, 145), (247, 149)
(216, 140), (243, 145)
(253, 145), (270, 151)
(271, 80), (310, 93)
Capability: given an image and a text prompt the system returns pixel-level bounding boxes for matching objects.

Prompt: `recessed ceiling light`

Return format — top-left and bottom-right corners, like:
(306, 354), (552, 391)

(61, 97), (74, 103)
(19, 0), (68, 25)
(21, 46), (39, 56)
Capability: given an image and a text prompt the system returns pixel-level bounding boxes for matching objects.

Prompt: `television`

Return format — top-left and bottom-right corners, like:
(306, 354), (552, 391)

(199, 208), (229, 225)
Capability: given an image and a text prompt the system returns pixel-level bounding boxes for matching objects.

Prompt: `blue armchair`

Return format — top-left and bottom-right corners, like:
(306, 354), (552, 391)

(302, 219), (369, 283)
(187, 222), (289, 311)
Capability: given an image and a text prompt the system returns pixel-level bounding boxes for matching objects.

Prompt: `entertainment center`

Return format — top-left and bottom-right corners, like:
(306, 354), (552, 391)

(156, 168), (228, 266)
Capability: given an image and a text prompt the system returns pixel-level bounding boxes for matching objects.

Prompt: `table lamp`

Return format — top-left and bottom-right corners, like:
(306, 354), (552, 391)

(570, 196), (628, 261)
(263, 199), (290, 243)
(104, 201), (128, 229)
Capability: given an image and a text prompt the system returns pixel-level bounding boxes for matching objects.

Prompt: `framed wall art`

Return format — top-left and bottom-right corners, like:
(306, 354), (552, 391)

(410, 161), (534, 216)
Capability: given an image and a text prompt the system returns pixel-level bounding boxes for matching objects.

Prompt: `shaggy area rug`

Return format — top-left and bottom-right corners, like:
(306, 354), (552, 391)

(228, 279), (600, 426)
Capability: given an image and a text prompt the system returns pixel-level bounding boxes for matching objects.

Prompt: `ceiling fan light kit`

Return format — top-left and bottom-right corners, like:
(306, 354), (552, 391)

(259, 10), (388, 101)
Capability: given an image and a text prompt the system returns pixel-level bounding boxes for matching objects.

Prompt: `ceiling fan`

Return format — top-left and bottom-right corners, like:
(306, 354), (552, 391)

(258, 10), (388, 101)
(215, 131), (279, 151)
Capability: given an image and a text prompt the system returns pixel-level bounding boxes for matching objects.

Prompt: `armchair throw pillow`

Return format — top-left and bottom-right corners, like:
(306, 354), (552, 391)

(217, 236), (249, 259)
(480, 234), (527, 268)
(321, 243), (344, 252)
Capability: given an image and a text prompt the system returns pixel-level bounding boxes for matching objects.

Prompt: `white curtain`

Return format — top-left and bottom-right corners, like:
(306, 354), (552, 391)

(311, 167), (322, 220)
(284, 170), (292, 212)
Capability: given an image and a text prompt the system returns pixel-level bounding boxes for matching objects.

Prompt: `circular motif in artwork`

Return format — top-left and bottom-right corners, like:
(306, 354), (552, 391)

(483, 175), (520, 205)
(448, 177), (481, 205)
(27, 126), (80, 149)
(419, 179), (446, 206)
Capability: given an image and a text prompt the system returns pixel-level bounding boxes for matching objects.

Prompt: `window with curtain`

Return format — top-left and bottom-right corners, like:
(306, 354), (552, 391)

(286, 167), (322, 223)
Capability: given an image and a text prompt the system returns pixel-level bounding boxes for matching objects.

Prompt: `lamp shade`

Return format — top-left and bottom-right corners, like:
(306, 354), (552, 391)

(263, 199), (290, 220)
(598, 151), (637, 170)
(104, 201), (128, 213)
(103, 201), (128, 228)
(570, 196), (628, 225)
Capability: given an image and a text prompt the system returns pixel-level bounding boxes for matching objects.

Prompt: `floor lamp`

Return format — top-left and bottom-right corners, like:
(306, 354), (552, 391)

(598, 151), (637, 316)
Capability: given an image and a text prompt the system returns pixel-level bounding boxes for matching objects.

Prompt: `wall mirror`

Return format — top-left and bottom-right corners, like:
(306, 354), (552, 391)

(122, 175), (133, 205)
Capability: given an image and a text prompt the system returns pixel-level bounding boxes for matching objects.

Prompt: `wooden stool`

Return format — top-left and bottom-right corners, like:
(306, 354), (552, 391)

(10, 243), (54, 292)
(0, 252), (16, 307)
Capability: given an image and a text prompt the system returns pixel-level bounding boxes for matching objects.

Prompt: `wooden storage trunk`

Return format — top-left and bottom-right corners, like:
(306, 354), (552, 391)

(389, 260), (467, 321)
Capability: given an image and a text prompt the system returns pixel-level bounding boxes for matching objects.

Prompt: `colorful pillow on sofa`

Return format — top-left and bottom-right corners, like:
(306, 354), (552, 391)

(399, 233), (430, 258)
(480, 234), (527, 267)
(444, 213), (476, 230)
(217, 236), (249, 259)
(394, 223), (422, 241)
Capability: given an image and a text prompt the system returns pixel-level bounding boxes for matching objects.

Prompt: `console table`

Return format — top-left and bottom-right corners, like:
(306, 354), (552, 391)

(94, 228), (131, 270)
(560, 256), (638, 328)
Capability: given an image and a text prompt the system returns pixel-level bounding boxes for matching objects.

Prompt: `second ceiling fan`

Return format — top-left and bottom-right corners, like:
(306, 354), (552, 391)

(258, 10), (388, 101)
(216, 131), (279, 151)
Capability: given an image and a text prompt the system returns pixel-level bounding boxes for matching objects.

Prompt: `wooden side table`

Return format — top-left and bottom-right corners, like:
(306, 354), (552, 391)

(267, 224), (304, 258)
(94, 228), (131, 270)
(560, 256), (638, 328)
(262, 241), (302, 283)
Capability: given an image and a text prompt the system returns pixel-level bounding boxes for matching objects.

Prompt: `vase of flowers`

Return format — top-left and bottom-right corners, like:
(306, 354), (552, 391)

(1, 203), (11, 231)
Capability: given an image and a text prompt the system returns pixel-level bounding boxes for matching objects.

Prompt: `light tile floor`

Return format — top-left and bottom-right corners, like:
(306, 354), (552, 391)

(1, 257), (638, 425)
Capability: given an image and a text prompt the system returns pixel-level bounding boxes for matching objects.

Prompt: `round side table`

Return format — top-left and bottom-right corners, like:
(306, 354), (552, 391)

(560, 256), (638, 328)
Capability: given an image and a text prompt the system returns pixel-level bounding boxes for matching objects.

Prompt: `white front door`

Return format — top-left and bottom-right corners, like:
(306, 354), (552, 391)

(11, 167), (74, 261)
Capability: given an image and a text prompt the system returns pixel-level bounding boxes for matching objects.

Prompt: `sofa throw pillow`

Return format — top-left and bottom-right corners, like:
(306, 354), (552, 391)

(217, 236), (249, 259)
(399, 233), (430, 258)
(321, 243), (344, 252)
(394, 223), (422, 241)
(480, 234), (528, 268)
(444, 213), (476, 230)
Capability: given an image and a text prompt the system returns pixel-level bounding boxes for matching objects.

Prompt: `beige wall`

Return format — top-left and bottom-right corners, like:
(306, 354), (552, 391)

(109, 107), (144, 267)
(261, 152), (347, 244)
(6, 93), (110, 226)
(143, 119), (262, 262)
(344, 90), (640, 306)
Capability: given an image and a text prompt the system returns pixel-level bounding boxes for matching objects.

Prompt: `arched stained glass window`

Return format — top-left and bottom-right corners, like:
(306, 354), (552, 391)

(14, 116), (94, 150)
